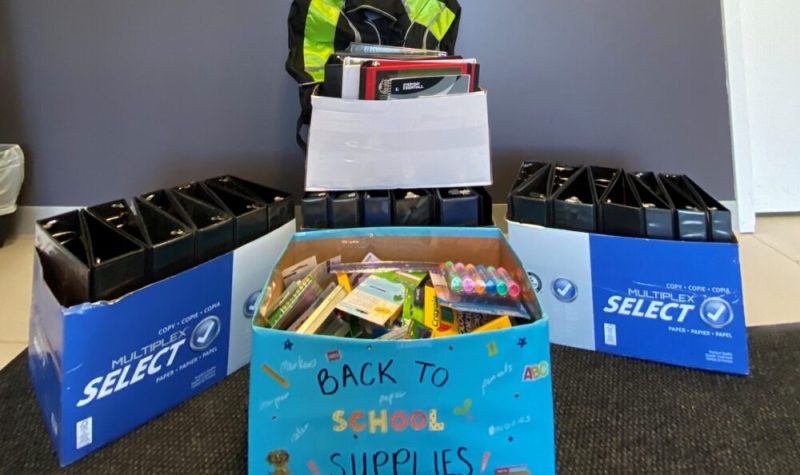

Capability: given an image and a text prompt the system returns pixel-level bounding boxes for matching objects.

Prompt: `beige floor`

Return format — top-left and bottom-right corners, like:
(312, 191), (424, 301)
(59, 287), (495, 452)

(1, 214), (798, 369)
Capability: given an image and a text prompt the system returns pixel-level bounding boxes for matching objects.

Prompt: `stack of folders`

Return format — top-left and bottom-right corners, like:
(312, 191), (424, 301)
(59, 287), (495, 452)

(507, 161), (734, 242)
(301, 187), (493, 229)
(321, 42), (480, 100)
(258, 255), (536, 341)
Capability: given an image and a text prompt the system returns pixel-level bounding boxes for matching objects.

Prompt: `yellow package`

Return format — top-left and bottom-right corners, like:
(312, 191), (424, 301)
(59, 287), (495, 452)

(472, 316), (513, 334)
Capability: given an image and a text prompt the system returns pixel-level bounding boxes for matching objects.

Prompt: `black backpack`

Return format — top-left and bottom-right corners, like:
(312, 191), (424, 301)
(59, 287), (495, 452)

(286, 0), (462, 150)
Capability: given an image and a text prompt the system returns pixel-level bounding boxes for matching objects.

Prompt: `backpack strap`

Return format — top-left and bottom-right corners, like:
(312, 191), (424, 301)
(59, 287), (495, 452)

(402, 0), (460, 52)
(296, 83), (319, 153)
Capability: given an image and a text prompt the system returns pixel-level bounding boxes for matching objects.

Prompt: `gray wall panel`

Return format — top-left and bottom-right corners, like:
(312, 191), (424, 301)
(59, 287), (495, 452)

(0, 0), (734, 205)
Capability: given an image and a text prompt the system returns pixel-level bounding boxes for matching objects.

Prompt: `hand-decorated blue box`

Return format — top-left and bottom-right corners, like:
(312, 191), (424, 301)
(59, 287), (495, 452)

(28, 221), (295, 466)
(508, 220), (749, 375)
(249, 228), (555, 475)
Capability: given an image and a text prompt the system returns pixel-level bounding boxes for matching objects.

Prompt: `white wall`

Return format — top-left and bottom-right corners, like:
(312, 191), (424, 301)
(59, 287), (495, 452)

(735, 1), (800, 213)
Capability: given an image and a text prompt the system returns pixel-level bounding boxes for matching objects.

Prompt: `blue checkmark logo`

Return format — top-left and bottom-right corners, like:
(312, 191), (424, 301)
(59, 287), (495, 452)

(552, 278), (578, 303)
(699, 298), (734, 329)
(190, 316), (221, 351)
(243, 290), (261, 319)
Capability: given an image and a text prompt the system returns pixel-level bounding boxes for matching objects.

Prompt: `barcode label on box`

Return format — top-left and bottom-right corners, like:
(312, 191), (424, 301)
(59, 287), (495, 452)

(604, 323), (617, 346)
(76, 417), (92, 449)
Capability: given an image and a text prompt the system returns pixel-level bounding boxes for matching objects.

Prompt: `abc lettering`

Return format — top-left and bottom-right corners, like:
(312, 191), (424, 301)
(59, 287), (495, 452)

(77, 339), (185, 407)
(603, 296), (693, 323)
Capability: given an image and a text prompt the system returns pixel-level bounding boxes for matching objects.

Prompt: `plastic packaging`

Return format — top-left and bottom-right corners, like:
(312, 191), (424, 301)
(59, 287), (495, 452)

(0, 144), (24, 216)
(0, 145), (24, 246)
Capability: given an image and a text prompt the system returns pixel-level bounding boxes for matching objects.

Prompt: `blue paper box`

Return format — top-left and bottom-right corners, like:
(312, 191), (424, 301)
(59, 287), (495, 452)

(28, 220), (296, 466)
(508, 220), (749, 375)
(249, 227), (555, 475)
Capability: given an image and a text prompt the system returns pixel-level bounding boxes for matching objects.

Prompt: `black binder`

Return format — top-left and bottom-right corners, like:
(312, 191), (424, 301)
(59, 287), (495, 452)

(133, 198), (196, 281)
(511, 161), (550, 190)
(139, 189), (194, 227)
(207, 176), (294, 232)
(599, 173), (646, 238)
(683, 177), (734, 242)
(35, 210), (92, 306)
(393, 189), (434, 226)
(631, 173), (676, 240)
(437, 188), (481, 226)
(82, 210), (147, 302)
(191, 181), (267, 246)
(660, 174), (710, 241)
(86, 200), (148, 246)
(301, 192), (330, 229)
(550, 164), (580, 192)
(330, 192), (363, 228)
(508, 164), (553, 226)
(363, 191), (392, 227)
(551, 166), (598, 233)
(170, 192), (235, 261)
(474, 186), (494, 226)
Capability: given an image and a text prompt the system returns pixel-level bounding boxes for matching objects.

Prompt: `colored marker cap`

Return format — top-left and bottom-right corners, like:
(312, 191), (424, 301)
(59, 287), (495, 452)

(496, 280), (509, 297)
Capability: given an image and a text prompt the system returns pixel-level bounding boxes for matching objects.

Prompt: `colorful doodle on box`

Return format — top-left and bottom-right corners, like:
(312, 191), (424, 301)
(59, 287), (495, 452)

(248, 322), (555, 475)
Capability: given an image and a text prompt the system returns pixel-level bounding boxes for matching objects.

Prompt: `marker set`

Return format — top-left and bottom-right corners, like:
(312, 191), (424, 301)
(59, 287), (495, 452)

(507, 161), (734, 242)
(441, 262), (521, 298)
(36, 176), (294, 306)
(301, 187), (492, 229)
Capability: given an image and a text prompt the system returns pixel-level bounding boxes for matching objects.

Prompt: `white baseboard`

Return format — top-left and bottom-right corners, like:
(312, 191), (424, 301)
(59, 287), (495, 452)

(9, 206), (81, 237)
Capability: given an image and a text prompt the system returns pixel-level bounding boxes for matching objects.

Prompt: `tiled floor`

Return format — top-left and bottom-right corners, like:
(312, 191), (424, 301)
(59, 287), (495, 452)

(1, 214), (798, 369)
(0, 236), (33, 369)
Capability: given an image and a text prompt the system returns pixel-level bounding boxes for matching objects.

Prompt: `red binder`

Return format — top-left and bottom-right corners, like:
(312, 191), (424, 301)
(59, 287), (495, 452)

(359, 59), (479, 100)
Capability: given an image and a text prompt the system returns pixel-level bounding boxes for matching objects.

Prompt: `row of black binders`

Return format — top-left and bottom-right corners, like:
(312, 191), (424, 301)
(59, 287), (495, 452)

(507, 161), (733, 242)
(36, 176), (294, 306)
(301, 187), (493, 229)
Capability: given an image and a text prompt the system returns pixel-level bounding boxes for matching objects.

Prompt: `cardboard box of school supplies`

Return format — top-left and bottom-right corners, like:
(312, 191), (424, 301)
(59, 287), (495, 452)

(249, 227), (555, 475)
(507, 221), (749, 375)
(28, 220), (295, 466)
(506, 161), (748, 375)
